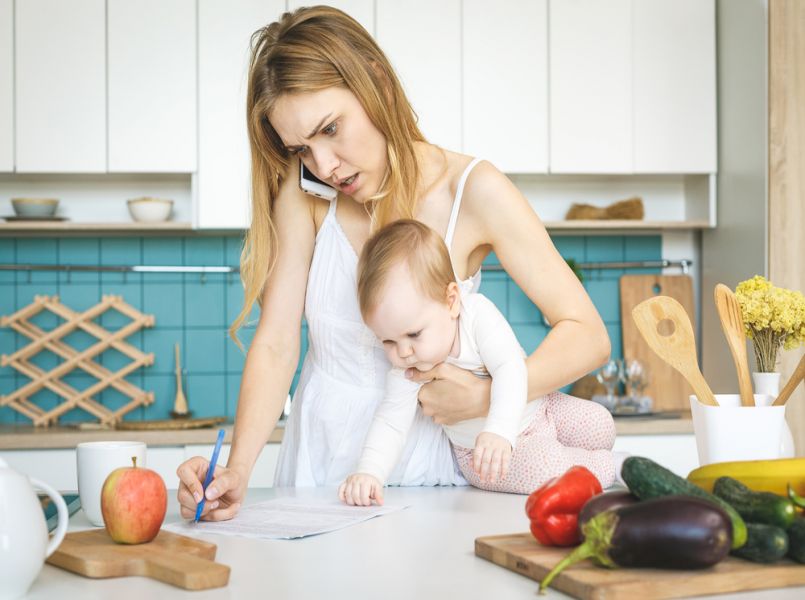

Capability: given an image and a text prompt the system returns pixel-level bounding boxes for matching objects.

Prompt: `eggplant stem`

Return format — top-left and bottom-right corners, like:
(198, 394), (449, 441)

(788, 483), (805, 509)
(538, 511), (618, 594)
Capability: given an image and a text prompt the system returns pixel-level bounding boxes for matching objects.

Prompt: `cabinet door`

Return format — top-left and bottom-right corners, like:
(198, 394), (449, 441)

(196, 0), (285, 229)
(633, 0), (716, 173)
(0, 0), (11, 172)
(376, 0), (462, 151)
(108, 0), (197, 173)
(15, 0), (105, 172)
(463, 0), (548, 173)
(287, 0), (374, 36)
(549, 0), (631, 173)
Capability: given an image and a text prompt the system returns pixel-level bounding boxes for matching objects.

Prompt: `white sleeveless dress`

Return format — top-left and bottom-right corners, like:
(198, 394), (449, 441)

(274, 158), (484, 486)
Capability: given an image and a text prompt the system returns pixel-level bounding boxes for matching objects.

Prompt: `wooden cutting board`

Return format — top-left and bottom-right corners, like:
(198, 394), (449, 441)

(620, 274), (695, 412)
(476, 533), (805, 600)
(46, 528), (230, 590)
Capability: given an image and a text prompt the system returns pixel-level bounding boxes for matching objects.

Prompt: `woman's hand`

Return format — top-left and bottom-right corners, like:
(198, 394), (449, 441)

(406, 363), (491, 425)
(176, 457), (247, 522)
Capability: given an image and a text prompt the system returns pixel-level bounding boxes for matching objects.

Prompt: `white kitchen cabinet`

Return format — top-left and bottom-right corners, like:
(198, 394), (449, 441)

(0, 0), (11, 172)
(463, 0), (548, 173)
(15, 0), (106, 172)
(549, 0), (632, 174)
(376, 0), (462, 152)
(287, 0), (375, 36)
(107, 0), (197, 173)
(633, 0), (716, 173)
(196, 0), (285, 229)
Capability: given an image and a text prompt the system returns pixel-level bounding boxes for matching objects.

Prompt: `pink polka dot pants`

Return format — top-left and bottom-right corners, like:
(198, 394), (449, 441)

(453, 391), (616, 494)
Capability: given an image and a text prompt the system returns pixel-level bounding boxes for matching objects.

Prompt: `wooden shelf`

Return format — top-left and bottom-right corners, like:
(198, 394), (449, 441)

(0, 220), (193, 232)
(544, 219), (713, 231)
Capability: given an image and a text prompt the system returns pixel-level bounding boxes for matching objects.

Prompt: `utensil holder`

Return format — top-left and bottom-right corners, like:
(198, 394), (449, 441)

(689, 394), (787, 466)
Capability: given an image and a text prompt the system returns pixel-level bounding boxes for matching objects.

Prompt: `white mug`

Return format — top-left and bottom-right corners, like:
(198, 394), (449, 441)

(76, 441), (146, 526)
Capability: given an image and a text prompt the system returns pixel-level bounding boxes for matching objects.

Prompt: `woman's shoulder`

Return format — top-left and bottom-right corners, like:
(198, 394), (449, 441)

(440, 150), (522, 220)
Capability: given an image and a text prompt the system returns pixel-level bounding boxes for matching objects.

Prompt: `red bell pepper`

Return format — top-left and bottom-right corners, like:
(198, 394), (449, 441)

(525, 465), (603, 547)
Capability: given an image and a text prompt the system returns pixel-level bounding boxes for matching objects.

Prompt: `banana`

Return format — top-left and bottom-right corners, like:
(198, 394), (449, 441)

(687, 458), (805, 496)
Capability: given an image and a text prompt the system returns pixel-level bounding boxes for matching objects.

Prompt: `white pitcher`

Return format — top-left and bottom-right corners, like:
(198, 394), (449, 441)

(0, 457), (68, 600)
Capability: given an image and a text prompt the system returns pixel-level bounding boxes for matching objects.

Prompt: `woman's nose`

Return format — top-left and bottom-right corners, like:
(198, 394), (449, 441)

(312, 149), (340, 180)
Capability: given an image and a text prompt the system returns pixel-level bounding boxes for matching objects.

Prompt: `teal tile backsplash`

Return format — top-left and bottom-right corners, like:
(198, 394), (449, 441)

(0, 234), (661, 424)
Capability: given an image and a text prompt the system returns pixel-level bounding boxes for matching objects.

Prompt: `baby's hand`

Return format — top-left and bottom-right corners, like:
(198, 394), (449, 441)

(473, 432), (512, 483)
(338, 473), (384, 506)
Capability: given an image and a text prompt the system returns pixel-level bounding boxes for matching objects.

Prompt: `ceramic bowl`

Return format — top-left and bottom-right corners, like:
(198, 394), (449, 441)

(11, 198), (59, 217)
(126, 197), (173, 223)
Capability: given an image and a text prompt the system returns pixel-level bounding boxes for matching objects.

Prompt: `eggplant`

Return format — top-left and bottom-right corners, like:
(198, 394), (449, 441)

(578, 490), (639, 527)
(539, 495), (732, 593)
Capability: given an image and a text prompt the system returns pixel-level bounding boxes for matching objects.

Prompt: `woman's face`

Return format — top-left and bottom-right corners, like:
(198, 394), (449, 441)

(270, 87), (387, 203)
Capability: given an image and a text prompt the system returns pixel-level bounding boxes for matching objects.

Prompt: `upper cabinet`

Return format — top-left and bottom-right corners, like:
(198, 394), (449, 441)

(549, 0), (716, 174)
(15, 0), (106, 172)
(376, 0), (462, 152)
(107, 0), (197, 173)
(0, 0), (12, 172)
(463, 0), (548, 174)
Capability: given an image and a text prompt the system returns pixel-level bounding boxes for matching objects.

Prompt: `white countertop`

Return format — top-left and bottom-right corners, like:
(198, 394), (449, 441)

(28, 487), (804, 600)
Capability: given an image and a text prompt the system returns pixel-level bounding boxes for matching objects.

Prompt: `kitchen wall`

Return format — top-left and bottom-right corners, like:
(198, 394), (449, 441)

(0, 233), (661, 425)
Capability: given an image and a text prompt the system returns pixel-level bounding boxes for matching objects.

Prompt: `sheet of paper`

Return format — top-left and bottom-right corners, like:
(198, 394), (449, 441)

(165, 497), (408, 540)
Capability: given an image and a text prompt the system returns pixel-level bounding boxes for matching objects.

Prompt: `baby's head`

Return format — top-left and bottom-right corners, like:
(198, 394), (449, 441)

(358, 220), (461, 371)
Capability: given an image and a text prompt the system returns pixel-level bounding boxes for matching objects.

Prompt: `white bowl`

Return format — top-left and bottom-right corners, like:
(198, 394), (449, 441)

(126, 197), (173, 222)
(11, 198), (59, 217)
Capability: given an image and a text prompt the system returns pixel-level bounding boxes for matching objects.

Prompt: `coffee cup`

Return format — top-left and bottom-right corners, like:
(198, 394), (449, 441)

(76, 441), (146, 526)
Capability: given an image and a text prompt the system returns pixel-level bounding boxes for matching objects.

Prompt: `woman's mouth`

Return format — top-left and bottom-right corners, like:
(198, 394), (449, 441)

(339, 173), (359, 195)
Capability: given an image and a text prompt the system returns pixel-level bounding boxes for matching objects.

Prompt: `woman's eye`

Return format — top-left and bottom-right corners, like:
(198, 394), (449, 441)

(294, 146), (309, 156)
(322, 122), (338, 136)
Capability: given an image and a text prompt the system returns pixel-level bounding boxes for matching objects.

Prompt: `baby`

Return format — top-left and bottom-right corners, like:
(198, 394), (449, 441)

(339, 220), (617, 506)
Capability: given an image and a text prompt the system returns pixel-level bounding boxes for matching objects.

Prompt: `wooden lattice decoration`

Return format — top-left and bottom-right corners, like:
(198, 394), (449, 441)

(1, 295), (155, 426)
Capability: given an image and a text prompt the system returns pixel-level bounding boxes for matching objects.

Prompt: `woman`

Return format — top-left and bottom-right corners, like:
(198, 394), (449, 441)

(177, 6), (612, 521)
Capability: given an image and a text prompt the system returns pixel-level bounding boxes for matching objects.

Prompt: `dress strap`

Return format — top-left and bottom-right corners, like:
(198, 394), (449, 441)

(444, 157), (483, 250)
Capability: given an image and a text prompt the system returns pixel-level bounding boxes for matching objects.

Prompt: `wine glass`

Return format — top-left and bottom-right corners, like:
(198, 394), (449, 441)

(622, 359), (651, 412)
(595, 360), (621, 411)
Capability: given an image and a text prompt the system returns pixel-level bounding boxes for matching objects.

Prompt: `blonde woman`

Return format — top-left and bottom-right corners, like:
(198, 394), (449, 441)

(176, 6), (611, 521)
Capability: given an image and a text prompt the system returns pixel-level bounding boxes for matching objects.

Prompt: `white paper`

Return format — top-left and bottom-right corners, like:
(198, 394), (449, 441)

(165, 497), (408, 540)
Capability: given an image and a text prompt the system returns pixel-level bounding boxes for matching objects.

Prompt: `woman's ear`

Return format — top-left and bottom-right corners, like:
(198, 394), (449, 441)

(446, 282), (461, 318)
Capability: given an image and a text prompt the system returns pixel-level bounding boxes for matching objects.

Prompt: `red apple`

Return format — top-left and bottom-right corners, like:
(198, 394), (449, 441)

(101, 456), (167, 544)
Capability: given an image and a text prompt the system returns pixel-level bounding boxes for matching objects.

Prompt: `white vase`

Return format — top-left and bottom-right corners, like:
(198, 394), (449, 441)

(752, 371), (795, 458)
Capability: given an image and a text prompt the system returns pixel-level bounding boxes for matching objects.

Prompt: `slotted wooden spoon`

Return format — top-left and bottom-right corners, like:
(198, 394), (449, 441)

(714, 284), (755, 407)
(772, 353), (805, 406)
(632, 296), (719, 406)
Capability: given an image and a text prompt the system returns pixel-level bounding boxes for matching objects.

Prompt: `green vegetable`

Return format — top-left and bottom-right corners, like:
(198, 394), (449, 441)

(732, 522), (788, 563)
(713, 476), (795, 529)
(787, 519), (805, 563)
(621, 456), (747, 549)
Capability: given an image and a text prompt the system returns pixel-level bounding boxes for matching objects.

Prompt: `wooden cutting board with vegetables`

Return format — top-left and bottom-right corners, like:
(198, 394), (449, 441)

(477, 457), (805, 600)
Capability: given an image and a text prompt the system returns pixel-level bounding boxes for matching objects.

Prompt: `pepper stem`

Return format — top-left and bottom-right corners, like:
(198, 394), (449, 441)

(538, 511), (619, 594)
(788, 483), (805, 509)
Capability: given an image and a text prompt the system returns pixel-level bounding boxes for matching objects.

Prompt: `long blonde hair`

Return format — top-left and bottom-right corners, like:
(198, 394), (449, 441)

(232, 5), (426, 341)
(357, 220), (456, 321)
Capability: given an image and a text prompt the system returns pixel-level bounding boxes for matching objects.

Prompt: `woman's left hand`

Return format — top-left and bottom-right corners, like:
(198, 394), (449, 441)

(406, 363), (491, 425)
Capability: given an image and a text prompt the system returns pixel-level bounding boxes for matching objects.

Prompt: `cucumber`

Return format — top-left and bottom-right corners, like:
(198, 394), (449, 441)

(713, 476), (795, 529)
(621, 456), (747, 549)
(732, 523), (788, 563)
(787, 519), (805, 563)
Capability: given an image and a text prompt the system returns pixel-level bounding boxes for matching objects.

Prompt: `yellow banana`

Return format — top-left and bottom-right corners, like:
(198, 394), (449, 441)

(687, 458), (805, 496)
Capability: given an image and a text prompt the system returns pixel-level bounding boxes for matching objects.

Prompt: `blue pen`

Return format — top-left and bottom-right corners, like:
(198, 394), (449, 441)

(195, 428), (226, 523)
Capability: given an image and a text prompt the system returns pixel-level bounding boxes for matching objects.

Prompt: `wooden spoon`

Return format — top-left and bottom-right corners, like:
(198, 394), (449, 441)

(772, 353), (805, 406)
(714, 284), (755, 407)
(171, 342), (191, 418)
(632, 296), (719, 406)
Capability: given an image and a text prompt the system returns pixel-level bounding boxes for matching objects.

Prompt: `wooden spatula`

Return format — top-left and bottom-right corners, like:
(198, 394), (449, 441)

(632, 296), (719, 406)
(714, 284), (755, 407)
(773, 353), (805, 406)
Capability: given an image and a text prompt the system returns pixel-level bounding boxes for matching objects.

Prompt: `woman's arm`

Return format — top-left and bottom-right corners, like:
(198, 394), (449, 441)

(412, 161), (609, 424)
(176, 163), (317, 519)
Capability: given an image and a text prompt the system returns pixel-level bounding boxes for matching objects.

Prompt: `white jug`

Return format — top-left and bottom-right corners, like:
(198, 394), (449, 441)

(0, 457), (68, 600)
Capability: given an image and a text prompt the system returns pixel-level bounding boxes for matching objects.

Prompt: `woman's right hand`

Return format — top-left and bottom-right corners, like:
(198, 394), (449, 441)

(176, 456), (247, 521)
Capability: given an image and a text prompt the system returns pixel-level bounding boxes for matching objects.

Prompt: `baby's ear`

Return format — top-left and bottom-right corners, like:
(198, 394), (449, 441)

(446, 282), (461, 317)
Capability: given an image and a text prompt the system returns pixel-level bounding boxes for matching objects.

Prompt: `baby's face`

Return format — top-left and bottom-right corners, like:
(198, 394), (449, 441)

(366, 263), (459, 372)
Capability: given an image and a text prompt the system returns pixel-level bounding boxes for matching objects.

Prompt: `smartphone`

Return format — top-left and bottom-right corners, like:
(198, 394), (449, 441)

(299, 160), (337, 201)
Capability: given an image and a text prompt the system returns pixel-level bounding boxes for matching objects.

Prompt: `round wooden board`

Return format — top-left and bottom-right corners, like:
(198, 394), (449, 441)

(115, 417), (226, 431)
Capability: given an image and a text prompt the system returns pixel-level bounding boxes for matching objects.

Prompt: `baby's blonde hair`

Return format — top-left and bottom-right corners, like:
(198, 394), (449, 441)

(358, 219), (456, 319)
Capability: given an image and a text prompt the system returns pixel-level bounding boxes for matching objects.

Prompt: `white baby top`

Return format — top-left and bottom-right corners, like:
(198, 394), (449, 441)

(356, 293), (541, 485)
(273, 158), (485, 487)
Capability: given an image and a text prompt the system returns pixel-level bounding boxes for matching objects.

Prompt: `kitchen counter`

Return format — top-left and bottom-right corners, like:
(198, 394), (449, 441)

(28, 487), (805, 600)
(0, 414), (692, 450)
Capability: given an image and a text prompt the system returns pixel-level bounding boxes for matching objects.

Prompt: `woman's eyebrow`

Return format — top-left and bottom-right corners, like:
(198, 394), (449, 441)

(305, 113), (332, 139)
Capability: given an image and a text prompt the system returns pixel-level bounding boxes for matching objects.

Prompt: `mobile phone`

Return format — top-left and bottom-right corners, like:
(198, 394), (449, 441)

(299, 160), (337, 201)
